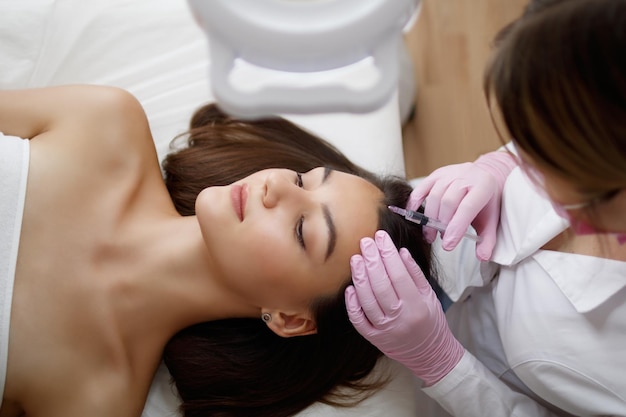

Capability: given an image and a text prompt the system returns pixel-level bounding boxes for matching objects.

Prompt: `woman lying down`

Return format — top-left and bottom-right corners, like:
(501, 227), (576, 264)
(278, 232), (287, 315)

(0, 85), (434, 417)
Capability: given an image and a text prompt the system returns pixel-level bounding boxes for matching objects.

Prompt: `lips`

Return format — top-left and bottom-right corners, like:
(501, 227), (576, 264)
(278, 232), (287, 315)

(230, 184), (248, 222)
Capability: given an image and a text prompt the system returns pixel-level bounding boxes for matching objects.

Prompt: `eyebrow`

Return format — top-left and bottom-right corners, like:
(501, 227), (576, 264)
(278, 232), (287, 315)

(322, 167), (337, 261)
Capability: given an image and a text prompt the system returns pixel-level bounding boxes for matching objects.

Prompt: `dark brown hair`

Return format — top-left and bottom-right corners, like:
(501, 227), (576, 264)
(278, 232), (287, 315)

(484, 0), (626, 198)
(161, 104), (434, 417)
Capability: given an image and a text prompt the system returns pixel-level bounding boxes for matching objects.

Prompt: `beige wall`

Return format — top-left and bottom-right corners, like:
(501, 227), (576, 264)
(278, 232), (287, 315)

(402, 0), (528, 179)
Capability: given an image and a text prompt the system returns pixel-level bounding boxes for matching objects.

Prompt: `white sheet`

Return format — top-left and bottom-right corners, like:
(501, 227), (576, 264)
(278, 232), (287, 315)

(0, 1), (419, 416)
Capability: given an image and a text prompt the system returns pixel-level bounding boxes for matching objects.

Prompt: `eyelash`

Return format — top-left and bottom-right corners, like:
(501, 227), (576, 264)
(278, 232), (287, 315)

(295, 173), (306, 249)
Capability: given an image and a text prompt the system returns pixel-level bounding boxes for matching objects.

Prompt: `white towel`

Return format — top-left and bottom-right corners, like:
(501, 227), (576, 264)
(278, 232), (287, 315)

(0, 133), (30, 406)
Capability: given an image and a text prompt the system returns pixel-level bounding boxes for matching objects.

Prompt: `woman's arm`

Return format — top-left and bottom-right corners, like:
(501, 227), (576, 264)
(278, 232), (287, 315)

(0, 85), (158, 179)
(0, 85), (148, 142)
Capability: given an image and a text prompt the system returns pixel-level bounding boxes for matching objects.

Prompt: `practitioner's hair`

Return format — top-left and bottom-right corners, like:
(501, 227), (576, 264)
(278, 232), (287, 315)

(485, 0), (626, 202)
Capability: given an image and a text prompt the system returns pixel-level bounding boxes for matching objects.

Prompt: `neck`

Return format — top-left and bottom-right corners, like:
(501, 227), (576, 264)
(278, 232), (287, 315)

(106, 214), (260, 352)
(544, 229), (626, 261)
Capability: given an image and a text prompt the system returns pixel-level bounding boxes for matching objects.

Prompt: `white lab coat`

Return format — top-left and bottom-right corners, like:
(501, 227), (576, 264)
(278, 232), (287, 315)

(418, 168), (626, 417)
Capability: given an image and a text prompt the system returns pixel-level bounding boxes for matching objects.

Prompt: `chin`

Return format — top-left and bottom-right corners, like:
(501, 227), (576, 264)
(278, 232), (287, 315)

(195, 187), (228, 225)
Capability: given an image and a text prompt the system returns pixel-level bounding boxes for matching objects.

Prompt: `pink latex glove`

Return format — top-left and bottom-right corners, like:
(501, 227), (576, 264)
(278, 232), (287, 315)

(409, 150), (517, 261)
(345, 230), (464, 386)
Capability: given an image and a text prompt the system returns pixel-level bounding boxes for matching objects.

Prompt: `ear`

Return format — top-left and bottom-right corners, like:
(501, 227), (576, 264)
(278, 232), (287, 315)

(263, 310), (317, 338)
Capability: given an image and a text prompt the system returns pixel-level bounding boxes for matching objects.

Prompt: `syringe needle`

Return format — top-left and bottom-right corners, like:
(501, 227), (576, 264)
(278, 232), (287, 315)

(388, 205), (481, 242)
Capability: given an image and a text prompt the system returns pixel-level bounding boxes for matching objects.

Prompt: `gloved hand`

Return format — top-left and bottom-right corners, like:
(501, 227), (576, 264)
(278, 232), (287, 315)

(345, 230), (464, 387)
(408, 150), (517, 261)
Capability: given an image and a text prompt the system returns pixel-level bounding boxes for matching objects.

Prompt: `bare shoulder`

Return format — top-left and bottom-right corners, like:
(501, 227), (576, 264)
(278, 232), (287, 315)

(1, 85), (150, 141)
(49, 84), (145, 121)
(23, 86), (162, 216)
(78, 85), (149, 132)
(53, 85), (153, 150)
(28, 85), (159, 175)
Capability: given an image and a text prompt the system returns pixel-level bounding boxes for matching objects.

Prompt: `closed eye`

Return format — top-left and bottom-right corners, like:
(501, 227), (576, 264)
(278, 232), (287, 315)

(294, 172), (306, 249)
(296, 216), (306, 249)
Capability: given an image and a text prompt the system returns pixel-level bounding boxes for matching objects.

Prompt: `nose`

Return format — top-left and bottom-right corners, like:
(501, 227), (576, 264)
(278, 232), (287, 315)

(262, 172), (305, 209)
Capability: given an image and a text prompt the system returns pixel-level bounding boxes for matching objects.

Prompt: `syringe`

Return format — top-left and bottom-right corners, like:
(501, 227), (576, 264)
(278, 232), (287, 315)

(388, 205), (481, 242)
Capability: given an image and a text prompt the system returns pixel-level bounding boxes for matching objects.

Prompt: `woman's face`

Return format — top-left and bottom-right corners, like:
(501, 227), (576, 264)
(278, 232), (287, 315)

(195, 167), (383, 311)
